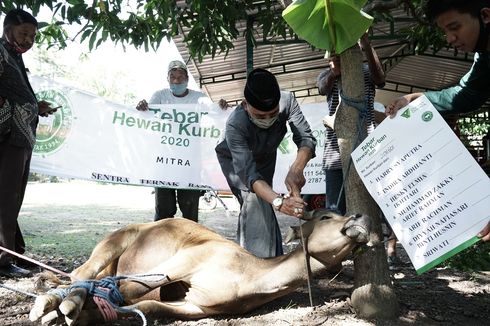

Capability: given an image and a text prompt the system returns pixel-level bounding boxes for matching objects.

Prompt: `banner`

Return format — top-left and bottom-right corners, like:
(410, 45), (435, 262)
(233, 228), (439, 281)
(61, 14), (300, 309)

(30, 76), (327, 194)
(351, 96), (490, 274)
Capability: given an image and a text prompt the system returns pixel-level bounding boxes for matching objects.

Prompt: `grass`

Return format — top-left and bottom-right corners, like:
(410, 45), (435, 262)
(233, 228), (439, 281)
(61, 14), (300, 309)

(19, 204), (150, 267)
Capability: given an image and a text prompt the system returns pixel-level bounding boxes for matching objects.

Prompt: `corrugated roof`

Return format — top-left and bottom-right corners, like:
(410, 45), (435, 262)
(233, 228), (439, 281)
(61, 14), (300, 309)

(173, 7), (488, 113)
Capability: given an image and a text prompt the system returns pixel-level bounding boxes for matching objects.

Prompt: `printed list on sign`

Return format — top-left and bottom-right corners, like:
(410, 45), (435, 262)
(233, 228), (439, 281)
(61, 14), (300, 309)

(351, 96), (490, 274)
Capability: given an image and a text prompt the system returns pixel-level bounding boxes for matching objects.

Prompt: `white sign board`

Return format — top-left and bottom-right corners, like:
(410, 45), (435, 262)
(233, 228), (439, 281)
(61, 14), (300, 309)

(351, 96), (489, 274)
(30, 76), (327, 194)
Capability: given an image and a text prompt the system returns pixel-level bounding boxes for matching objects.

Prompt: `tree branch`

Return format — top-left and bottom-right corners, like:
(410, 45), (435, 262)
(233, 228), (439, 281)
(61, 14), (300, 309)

(363, 0), (406, 13)
(364, 0), (427, 25)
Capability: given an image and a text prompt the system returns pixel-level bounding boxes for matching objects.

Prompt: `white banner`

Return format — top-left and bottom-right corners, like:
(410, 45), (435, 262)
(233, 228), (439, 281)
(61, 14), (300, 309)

(31, 76), (327, 194)
(351, 96), (490, 274)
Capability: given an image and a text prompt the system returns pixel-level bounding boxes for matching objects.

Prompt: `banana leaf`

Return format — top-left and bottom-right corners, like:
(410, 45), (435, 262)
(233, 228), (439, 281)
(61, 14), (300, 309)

(282, 0), (373, 54)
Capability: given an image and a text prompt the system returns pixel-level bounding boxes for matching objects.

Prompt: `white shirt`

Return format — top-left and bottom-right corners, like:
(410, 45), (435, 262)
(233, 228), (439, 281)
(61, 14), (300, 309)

(149, 88), (212, 105)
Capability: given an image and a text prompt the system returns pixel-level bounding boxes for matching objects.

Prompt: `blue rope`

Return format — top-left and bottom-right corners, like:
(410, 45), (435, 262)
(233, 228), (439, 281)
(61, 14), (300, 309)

(71, 276), (126, 306)
(64, 274), (167, 325)
(336, 91), (369, 209)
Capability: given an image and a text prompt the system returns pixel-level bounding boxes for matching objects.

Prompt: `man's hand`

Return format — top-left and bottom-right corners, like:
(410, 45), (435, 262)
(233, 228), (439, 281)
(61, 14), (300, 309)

(359, 32), (370, 49)
(38, 100), (58, 117)
(218, 99), (230, 110)
(477, 221), (490, 242)
(386, 93), (423, 118)
(136, 99), (149, 111)
(280, 194), (307, 219)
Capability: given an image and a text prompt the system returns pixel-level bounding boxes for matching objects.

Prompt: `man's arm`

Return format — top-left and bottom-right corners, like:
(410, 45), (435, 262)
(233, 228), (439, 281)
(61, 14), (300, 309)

(360, 33), (385, 88)
(425, 54), (490, 115)
(317, 68), (338, 96)
(285, 146), (313, 197)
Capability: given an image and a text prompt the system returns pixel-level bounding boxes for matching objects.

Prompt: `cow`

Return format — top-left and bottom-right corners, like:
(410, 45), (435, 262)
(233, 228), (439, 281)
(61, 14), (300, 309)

(29, 209), (372, 325)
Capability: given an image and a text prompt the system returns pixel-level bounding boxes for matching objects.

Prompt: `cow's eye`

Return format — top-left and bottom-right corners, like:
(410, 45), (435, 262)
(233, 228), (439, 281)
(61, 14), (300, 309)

(320, 215), (332, 221)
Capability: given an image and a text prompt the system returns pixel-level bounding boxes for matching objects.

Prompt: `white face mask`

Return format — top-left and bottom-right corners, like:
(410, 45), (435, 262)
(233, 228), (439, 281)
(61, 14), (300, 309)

(249, 115), (278, 129)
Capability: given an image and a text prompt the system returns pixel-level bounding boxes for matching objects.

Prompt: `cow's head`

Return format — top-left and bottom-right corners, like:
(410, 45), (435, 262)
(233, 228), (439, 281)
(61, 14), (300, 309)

(289, 209), (372, 268)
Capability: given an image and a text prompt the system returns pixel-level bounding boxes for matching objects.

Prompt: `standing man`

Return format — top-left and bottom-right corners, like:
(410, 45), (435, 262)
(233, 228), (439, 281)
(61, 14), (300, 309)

(215, 68), (316, 258)
(0, 9), (57, 277)
(317, 33), (385, 215)
(136, 60), (210, 222)
(386, 0), (490, 242)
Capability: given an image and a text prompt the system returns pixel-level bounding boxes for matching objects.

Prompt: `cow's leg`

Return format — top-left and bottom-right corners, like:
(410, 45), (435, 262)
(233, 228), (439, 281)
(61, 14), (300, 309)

(120, 248), (204, 300)
(72, 227), (140, 280)
(128, 299), (208, 319)
(30, 288), (90, 324)
(59, 287), (88, 325)
(29, 292), (63, 322)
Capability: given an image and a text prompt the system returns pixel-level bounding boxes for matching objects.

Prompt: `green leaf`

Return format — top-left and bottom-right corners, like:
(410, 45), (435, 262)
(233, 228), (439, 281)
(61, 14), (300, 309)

(88, 31), (97, 50)
(282, 0), (373, 53)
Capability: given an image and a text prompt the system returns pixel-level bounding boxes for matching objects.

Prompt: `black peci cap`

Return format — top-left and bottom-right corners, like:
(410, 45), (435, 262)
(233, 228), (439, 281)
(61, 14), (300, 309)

(244, 68), (280, 112)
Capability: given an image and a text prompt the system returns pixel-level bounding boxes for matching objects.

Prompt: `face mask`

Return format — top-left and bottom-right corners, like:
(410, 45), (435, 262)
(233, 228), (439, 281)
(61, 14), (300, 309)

(5, 31), (31, 54)
(5, 35), (29, 54)
(249, 115), (278, 129)
(473, 17), (490, 52)
(169, 82), (188, 96)
(13, 42), (29, 54)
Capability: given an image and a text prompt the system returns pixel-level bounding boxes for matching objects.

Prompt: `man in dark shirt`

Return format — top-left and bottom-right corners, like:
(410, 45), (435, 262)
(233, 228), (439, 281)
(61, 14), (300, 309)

(386, 0), (490, 242)
(215, 68), (316, 258)
(0, 9), (57, 278)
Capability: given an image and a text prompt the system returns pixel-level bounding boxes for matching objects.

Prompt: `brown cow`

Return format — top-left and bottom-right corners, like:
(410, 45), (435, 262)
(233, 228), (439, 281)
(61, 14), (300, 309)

(29, 209), (371, 325)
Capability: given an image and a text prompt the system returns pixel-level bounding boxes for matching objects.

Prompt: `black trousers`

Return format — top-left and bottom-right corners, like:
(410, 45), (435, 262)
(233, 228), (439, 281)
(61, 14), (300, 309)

(154, 188), (202, 222)
(0, 140), (31, 266)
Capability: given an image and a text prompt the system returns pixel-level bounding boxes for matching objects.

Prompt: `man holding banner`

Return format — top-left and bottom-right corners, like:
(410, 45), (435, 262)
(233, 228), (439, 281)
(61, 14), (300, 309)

(136, 59), (211, 222)
(215, 68), (316, 258)
(386, 0), (490, 242)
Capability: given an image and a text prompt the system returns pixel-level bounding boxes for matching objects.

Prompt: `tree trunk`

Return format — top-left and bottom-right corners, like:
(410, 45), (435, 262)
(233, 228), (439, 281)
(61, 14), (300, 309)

(335, 45), (399, 319)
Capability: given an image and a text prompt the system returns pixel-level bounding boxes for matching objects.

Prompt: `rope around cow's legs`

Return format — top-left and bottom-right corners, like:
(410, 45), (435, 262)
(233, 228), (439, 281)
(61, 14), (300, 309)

(0, 282), (38, 298)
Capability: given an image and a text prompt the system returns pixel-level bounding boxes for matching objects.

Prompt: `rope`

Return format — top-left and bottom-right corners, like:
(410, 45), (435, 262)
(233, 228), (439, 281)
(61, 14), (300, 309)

(93, 289), (118, 322)
(67, 274), (168, 326)
(0, 244), (72, 279)
(336, 91), (369, 210)
(0, 282), (38, 298)
(206, 187), (229, 212)
(299, 222), (314, 307)
(0, 241), (162, 326)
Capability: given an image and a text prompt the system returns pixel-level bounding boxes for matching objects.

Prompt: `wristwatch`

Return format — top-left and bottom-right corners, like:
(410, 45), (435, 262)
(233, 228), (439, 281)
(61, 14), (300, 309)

(272, 196), (284, 211)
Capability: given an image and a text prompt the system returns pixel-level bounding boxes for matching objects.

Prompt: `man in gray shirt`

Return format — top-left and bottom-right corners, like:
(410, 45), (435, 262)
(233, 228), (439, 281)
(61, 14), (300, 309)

(215, 68), (316, 258)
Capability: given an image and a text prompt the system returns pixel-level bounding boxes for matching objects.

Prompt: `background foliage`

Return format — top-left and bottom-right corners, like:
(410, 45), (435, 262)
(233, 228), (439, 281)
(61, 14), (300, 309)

(0, 0), (448, 61)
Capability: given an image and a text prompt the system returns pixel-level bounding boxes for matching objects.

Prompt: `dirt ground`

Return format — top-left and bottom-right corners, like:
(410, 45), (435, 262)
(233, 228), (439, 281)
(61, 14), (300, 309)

(0, 181), (489, 326)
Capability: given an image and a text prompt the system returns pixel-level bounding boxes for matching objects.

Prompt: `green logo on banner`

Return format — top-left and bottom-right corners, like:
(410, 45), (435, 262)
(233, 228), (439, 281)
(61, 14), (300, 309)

(278, 138), (290, 154)
(422, 111), (433, 122)
(401, 109), (411, 119)
(34, 89), (73, 156)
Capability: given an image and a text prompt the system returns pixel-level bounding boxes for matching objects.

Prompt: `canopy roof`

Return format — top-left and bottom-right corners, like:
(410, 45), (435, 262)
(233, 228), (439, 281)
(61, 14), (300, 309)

(173, 5), (488, 115)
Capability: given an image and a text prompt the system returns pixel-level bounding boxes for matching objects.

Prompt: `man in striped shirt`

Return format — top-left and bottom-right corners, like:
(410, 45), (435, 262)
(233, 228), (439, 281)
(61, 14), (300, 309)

(316, 33), (385, 215)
